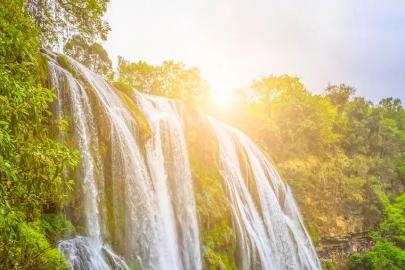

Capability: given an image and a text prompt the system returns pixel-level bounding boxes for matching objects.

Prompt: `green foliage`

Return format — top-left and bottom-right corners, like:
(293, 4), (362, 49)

(117, 56), (210, 100)
(250, 74), (307, 105)
(183, 104), (236, 269)
(348, 254), (362, 268)
(203, 246), (234, 270)
(324, 83), (356, 113)
(0, 211), (74, 269)
(37, 53), (49, 85)
(0, 1), (79, 268)
(347, 193), (405, 270)
(234, 103), (280, 156)
(349, 240), (405, 270)
(112, 84), (152, 142)
(0, 219), (69, 269)
(112, 81), (133, 96)
(0, 0), (39, 68)
(27, 0), (110, 45)
(213, 74), (405, 241)
(64, 35), (113, 80)
(321, 259), (337, 270)
(40, 214), (76, 242)
(381, 193), (405, 247)
(340, 97), (375, 155)
(378, 98), (404, 124)
(57, 54), (78, 78)
(247, 75), (339, 162)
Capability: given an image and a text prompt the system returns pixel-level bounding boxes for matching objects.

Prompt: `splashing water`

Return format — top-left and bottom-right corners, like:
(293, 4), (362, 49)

(58, 237), (128, 270)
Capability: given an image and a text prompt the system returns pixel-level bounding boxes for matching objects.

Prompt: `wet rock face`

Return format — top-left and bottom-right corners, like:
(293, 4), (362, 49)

(315, 201), (380, 241)
(315, 231), (370, 256)
(327, 215), (373, 236)
(58, 236), (128, 270)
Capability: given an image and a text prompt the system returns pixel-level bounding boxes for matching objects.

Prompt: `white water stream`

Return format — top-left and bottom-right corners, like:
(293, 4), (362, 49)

(136, 93), (201, 270)
(48, 55), (202, 269)
(209, 118), (322, 270)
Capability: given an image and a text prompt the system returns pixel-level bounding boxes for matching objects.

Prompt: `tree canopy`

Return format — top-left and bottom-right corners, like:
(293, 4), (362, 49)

(117, 56), (210, 100)
(27, 0), (110, 46)
(0, 0), (93, 268)
(64, 35), (113, 80)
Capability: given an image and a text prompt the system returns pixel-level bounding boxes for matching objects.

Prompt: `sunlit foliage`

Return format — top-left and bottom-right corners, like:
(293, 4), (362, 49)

(64, 35), (113, 80)
(27, 0), (110, 45)
(205, 75), (405, 244)
(117, 56), (211, 100)
(0, 0), (83, 268)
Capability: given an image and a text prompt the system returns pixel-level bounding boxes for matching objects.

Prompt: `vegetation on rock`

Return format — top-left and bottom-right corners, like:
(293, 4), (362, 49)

(112, 82), (152, 142)
(183, 102), (237, 269)
(0, 0), (107, 268)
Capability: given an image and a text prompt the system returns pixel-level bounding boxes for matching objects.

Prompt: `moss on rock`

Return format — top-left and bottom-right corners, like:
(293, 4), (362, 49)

(112, 81), (133, 96)
(183, 102), (237, 270)
(112, 83), (152, 143)
(37, 54), (49, 86)
(57, 55), (78, 78)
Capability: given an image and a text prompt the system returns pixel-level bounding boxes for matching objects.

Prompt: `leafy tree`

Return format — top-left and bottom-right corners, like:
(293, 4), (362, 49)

(341, 97), (374, 155)
(248, 75), (338, 161)
(1, 220), (71, 269)
(250, 75), (307, 108)
(64, 35), (113, 80)
(117, 56), (210, 100)
(381, 193), (405, 247)
(349, 239), (405, 270)
(379, 98), (403, 119)
(235, 103), (281, 155)
(379, 98), (405, 130)
(349, 193), (405, 270)
(27, 0), (110, 45)
(324, 83), (356, 113)
(373, 118), (405, 195)
(0, 0), (78, 268)
(379, 118), (405, 158)
(227, 78), (405, 242)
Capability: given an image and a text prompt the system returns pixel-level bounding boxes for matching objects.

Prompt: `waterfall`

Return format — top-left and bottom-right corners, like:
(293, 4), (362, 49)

(136, 93), (201, 270)
(65, 58), (162, 269)
(47, 53), (320, 269)
(49, 61), (103, 241)
(209, 118), (322, 270)
(47, 54), (202, 269)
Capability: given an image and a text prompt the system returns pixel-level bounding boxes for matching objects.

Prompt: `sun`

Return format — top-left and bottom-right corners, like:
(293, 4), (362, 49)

(214, 91), (230, 107)
(211, 83), (232, 108)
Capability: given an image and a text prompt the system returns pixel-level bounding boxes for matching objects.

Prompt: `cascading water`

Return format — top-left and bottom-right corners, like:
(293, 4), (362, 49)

(48, 58), (103, 241)
(48, 57), (129, 269)
(58, 237), (127, 270)
(47, 53), (321, 269)
(47, 54), (202, 269)
(209, 118), (322, 270)
(65, 58), (162, 269)
(136, 93), (201, 270)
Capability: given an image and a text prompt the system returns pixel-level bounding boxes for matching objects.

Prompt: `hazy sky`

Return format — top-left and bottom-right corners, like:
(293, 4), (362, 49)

(104, 0), (405, 103)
